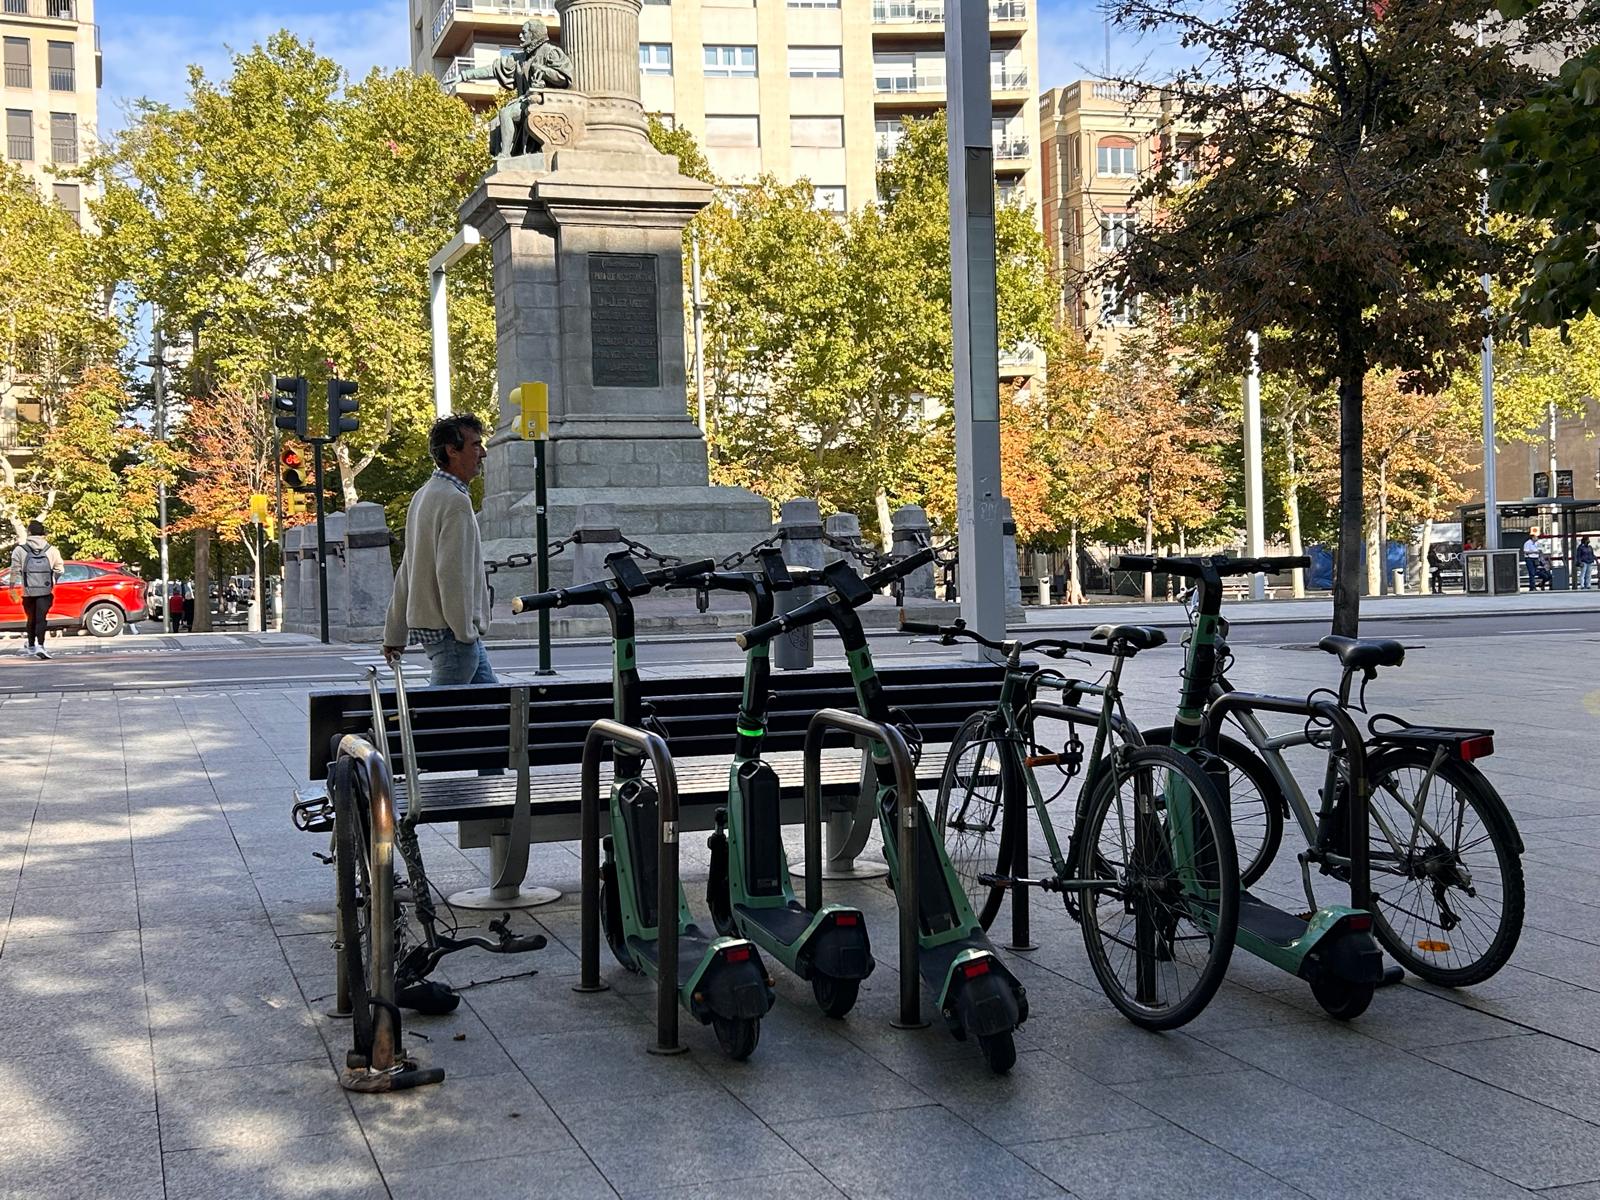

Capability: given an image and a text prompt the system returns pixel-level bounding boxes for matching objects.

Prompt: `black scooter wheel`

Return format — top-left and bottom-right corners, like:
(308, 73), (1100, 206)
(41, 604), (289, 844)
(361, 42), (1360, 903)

(1310, 975), (1375, 1020)
(811, 973), (860, 1019)
(978, 1030), (1016, 1074)
(599, 851), (638, 973)
(713, 1015), (761, 1061)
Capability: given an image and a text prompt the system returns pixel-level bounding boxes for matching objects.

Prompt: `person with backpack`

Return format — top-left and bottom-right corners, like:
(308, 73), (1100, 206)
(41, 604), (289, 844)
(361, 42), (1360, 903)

(8, 520), (64, 659)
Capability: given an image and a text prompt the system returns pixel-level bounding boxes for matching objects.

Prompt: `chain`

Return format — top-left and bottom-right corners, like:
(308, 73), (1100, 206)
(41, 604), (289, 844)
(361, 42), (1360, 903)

(716, 530), (786, 571)
(482, 536), (573, 576)
(821, 531), (893, 573)
(617, 535), (680, 566)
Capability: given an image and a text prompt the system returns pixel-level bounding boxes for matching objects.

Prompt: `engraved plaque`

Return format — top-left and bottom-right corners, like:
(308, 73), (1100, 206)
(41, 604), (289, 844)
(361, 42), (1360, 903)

(589, 253), (660, 388)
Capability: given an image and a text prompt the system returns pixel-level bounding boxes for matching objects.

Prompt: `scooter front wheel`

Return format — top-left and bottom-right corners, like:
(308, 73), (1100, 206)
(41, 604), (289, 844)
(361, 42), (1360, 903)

(712, 1015), (761, 1061)
(599, 845), (638, 973)
(811, 973), (860, 1019)
(977, 1030), (1016, 1074)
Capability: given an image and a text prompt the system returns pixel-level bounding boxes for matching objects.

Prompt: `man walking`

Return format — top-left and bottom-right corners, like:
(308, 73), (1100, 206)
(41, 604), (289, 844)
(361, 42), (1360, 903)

(383, 414), (497, 686)
(9, 520), (64, 658)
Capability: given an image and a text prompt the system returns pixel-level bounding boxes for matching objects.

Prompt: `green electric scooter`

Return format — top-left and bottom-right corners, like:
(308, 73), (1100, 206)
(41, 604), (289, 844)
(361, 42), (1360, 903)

(511, 551), (776, 1059)
(737, 550), (1029, 1073)
(673, 550), (876, 1018)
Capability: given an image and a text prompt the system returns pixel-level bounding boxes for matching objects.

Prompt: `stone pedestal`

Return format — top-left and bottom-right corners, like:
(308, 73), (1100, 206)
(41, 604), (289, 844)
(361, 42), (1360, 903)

(343, 502), (396, 643)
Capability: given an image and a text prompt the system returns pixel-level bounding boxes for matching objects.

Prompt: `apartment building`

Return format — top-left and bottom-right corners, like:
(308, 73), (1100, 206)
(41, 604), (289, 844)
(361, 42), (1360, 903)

(2, 0), (98, 223)
(1040, 79), (1195, 341)
(407, 0), (1041, 215)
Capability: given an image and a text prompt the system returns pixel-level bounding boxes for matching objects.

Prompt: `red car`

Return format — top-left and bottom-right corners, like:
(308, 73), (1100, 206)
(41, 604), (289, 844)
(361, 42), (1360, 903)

(0, 559), (147, 638)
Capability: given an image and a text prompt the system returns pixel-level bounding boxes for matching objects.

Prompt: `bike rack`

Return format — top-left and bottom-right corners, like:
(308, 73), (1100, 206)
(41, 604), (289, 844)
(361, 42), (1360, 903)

(1203, 693), (1371, 903)
(803, 708), (926, 1030)
(576, 717), (686, 1055)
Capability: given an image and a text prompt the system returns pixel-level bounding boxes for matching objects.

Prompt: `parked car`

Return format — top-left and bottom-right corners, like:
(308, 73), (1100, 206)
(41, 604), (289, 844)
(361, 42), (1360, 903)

(0, 559), (147, 637)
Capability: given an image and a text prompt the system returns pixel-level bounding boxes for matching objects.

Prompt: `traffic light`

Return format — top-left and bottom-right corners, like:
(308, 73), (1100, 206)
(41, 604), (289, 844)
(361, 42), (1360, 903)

(327, 378), (359, 439)
(283, 491), (306, 518)
(510, 381), (548, 440)
(248, 493), (270, 525)
(273, 376), (309, 440)
(280, 447), (305, 493)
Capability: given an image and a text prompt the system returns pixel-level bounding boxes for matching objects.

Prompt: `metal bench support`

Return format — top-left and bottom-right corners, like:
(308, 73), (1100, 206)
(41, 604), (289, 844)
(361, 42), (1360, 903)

(790, 739), (890, 881)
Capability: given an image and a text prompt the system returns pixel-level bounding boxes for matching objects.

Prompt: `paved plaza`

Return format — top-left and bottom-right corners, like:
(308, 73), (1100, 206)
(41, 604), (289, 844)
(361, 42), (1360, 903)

(1, 615), (1598, 1199)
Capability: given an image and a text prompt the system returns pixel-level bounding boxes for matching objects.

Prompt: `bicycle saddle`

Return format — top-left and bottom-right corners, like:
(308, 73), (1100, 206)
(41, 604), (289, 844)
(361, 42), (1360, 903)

(1317, 634), (1404, 671)
(1090, 623), (1168, 652)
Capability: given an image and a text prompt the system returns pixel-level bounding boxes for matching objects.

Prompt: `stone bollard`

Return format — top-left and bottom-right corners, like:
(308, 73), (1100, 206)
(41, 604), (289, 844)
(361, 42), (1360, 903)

(570, 502), (622, 587)
(775, 499), (824, 670)
(1034, 551), (1053, 606)
(343, 502), (395, 642)
(890, 505), (937, 600)
(1000, 499), (1022, 610)
(823, 511), (863, 568)
(323, 510), (351, 639)
(286, 526), (312, 632)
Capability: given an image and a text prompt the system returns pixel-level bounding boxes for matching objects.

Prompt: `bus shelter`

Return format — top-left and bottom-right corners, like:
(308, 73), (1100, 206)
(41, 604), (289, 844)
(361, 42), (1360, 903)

(1459, 497), (1600, 589)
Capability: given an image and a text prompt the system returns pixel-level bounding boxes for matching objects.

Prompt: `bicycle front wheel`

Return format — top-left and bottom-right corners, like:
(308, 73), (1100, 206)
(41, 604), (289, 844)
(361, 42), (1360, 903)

(1365, 747), (1524, 986)
(333, 760), (379, 1062)
(1075, 746), (1239, 1030)
(935, 712), (1014, 929)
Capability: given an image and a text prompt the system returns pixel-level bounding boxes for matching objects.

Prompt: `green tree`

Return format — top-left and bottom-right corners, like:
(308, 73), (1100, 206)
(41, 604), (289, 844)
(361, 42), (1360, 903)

(1106, 0), (1579, 632)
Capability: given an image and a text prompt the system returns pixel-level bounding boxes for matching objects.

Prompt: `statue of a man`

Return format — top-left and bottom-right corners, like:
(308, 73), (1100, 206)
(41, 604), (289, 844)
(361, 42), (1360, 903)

(460, 20), (574, 158)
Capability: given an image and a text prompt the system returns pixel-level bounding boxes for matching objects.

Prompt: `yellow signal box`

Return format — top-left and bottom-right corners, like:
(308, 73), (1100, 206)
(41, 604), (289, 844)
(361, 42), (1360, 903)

(510, 381), (549, 441)
(248, 493), (271, 524)
(284, 492), (305, 518)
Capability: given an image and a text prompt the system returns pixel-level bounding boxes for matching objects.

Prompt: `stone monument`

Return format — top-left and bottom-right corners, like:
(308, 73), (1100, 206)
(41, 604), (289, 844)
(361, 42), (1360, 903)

(461, 0), (771, 594)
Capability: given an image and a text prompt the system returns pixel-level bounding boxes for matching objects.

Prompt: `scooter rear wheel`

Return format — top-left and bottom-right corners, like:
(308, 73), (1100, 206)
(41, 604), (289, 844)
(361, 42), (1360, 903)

(1310, 975), (1375, 1020)
(599, 843), (638, 973)
(713, 1015), (761, 1061)
(977, 1030), (1016, 1074)
(810, 973), (860, 1019)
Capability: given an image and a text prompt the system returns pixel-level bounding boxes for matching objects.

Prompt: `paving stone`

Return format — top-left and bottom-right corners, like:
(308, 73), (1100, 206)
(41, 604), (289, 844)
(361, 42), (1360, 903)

(5, 880), (142, 938)
(633, 1167), (846, 1200)
(501, 1025), (717, 1115)
(0, 1108), (164, 1200)
(0, 1042), (156, 1123)
(1419, 1033), (1600, 1125)
(1018, 1126), (1307, 1199)
(156, 1057), (352, 1151)
(386, 1148), (618, 1200)
(162, 1127), (388, 1200)
(350, 1069), (576, 1172)
(150, 1003), (328, 1075)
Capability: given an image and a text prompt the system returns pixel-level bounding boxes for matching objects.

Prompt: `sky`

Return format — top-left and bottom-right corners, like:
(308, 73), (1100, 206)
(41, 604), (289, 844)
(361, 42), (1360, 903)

(96, 0), (1191, 128)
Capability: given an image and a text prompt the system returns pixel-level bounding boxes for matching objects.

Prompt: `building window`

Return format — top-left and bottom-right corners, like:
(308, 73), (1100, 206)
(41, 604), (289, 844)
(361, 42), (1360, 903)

(640, 43), (672, 75)
(46, 41), (72, 91)
(791, 115), (843, 148)
(1100, 282), (1138, 326)
(997, 179), (1019, 206)
(874, 116), (903, 161)
(989, 51), (1025, 90)
(873, 52), (941, 93)
(50, 110), (75, 163)
(51, 181), (78, 225)
(3, 38), (29, 89)
(1173, 137), (1198, 184)
(787, 46), (842, 78)
(787, 0), (842, 7)
(5, 108), (31, 161)
(812, 185), (846, 213)
(643, 0), (671, 5)
(1100, 211), (1135, 251)
(705, 114), (760, 147)
(1097, 137), (1136, 177)
(704, 45), (757, 78)
(652, 112), (676, 130)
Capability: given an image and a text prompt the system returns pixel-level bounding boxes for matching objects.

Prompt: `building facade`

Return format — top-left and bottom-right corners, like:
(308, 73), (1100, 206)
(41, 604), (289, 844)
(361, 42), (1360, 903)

(1, 0), (98, 223)
(407, 0), (1040, 213)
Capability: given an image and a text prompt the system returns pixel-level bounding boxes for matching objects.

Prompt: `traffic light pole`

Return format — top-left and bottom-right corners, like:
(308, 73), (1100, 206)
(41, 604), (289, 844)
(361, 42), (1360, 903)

(312, 439), (330, 644)
(534, 436), (552, 675)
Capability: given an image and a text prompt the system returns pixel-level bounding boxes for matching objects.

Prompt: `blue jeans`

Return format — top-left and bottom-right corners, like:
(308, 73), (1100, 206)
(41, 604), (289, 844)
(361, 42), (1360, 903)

(1526, 558), (1544, 590)
(424, 634), (498, 686)
(1581, 562), (1595, 590)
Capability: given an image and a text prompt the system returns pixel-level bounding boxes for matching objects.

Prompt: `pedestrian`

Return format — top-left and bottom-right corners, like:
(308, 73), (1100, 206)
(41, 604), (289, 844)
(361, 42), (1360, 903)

(382, 413), (496, 686)
(1522, 528), (1551, 590)
(167, 585), (183, 633)
(1578, 537), (1596, 590)
(182, 586), (196, 632)
(8, 519), (63, 659)
(1427, 544), (1446, 595)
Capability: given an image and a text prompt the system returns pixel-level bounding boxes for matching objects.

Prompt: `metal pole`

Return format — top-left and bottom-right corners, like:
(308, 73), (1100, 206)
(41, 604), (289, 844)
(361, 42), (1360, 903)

(947, 0), (1005, 653)
(251, 521), (264, 633)
(430, 266), (452, 419)
(691, 230), (708, 433)
(1243, 331), (1267, 600)
(152, 321), (170, 628)
(313, 439), (330, 644)
(535, 436), (553, 675)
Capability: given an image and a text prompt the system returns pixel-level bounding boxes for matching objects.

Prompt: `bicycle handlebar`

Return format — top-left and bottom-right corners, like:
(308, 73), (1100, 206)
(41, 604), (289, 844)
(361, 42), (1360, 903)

(511, 557), (716, 614)
(735, 548), (936, 648)
(896, 612), (1117, 658)
(1108, 553), (1310, 579)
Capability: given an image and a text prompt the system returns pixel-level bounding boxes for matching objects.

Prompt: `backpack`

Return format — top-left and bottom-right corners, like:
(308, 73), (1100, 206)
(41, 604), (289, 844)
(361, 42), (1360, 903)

(21, 546), (54, 593)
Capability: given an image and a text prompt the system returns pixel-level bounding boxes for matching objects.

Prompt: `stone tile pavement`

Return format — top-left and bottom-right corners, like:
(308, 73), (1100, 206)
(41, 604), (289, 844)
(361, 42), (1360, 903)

(1, 628), (1598, 1199)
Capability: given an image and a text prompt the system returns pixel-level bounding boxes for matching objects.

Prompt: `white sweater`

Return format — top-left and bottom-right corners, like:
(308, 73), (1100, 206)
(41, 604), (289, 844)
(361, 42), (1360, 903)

(383, 474), (492, 647)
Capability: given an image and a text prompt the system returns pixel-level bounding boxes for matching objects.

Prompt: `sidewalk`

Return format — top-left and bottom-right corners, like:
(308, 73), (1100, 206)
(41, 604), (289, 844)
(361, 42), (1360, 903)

(0, 630), (1596, 1197)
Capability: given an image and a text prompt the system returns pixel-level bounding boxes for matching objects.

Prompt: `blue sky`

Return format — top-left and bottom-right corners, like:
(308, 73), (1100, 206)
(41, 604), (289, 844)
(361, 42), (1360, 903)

(97, 0), (1191, 126)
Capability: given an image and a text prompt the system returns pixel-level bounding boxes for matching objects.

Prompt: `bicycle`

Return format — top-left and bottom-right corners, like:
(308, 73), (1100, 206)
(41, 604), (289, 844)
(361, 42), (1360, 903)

(1139, 559), (1525, 988)
(919, 616), (1241, 1031)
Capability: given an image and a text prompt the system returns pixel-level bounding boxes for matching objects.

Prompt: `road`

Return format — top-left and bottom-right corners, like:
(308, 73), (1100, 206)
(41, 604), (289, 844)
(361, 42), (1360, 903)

(3, 606), (1598, 694)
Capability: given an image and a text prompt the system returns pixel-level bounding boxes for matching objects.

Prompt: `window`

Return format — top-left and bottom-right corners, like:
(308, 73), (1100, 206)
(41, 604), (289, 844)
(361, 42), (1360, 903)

(50, 111), (74, 164)
(813, 185), (846, 212)
(1097, 138), (1136, 176)
(705, 114), (760, 147)
(640, 43), (672, 75)
(1173, 138), (1199, 184)
(46, 41), (72, 91)
(787, 46), (842, 78)
(52, 181), (79, 225)
(704, 45), (757, 77)
(3, 38), (28, 90)
(1100, 211), (1135, 251)
(1100, 282), (1138, 326)
(788, 0), (841, 7)
(874, 116), (903, 160)
(58, 563), (92, 583)
(652, 112), (676, 130)
(644, 0), (671, 5)
(989, 51), (1024, 89)
(5, 108), (31, 161)
(791, 115), (843, 148)
(996, 179), (1019, 206)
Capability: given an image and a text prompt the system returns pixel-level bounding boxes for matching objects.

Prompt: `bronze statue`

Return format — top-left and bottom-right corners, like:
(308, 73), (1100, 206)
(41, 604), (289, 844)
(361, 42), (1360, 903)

(460, 20), (574, 158)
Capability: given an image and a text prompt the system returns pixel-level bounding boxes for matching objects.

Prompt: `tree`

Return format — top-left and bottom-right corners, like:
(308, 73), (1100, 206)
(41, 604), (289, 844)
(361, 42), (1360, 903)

(1105, 0), (1579, 632)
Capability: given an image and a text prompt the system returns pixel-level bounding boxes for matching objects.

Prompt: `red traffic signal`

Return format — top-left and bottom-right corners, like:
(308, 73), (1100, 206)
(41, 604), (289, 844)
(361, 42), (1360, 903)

(281, 448), (302, 470)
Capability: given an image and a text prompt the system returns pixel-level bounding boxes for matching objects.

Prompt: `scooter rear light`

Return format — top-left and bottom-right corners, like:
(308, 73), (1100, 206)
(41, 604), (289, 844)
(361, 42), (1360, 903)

(1343, 914), (1373, 933)
(960, 958), (992, 979)
(723, 945), (751, 963)
(1459, 734), (1494, 762)
(833, 913), (860, 927)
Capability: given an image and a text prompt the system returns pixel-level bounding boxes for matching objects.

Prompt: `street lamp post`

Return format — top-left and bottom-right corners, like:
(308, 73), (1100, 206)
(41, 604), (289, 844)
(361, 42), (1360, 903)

(429, 226), (481, 419)
(143, 318), (175, 631)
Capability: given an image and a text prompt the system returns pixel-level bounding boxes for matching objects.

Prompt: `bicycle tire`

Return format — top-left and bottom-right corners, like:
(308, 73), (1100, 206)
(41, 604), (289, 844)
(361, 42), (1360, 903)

(333, 759), (377, 1060)
(1364, 746), (1524, 987)
(1140, 726), (1285, 888)
(1075, 746), (1239, 1030)
(935, 712), (1013, 929)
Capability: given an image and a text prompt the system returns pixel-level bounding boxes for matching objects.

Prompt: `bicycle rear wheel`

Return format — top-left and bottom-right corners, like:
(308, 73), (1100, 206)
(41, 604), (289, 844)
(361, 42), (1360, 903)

(333, 759), (378, 1062)
(1140, 726), (1284, 888)
(1365, 747), (1524, 987)
(935, 713), (1014, 929)
(1075, 746), (1239, 1030)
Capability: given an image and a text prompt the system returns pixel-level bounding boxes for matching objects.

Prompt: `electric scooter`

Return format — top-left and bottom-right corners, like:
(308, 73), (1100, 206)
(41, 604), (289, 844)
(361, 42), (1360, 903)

(511, 551), (776, 1059)
(736, 550), (1029, 1073)
(673, 550), (876, 1018)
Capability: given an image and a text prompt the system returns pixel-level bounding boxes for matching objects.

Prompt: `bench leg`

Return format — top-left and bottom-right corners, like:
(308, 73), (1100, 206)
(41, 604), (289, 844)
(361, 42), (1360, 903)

(448, 825), (562, 910)
(790, 754), (888, 881)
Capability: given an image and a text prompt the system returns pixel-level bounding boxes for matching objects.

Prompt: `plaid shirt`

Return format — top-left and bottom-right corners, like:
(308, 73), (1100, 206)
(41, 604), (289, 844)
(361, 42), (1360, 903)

(407, 470), (474, 647)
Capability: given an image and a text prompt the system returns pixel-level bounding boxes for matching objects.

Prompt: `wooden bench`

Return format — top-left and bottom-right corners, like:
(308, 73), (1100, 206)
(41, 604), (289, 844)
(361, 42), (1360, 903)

(299, 662), (1004, 903)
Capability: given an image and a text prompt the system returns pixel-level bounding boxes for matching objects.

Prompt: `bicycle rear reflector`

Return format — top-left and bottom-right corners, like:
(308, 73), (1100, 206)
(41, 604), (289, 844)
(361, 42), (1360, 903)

(1458, 735), (1494, 762)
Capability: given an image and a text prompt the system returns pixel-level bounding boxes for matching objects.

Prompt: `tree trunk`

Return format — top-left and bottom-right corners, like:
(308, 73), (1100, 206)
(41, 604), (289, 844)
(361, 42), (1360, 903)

(1332, 330), (1366, 636)
(874, 487), (893, 552)
(1067, 520), (1085, 605)
(1375, 460), (1389, 596)
(193, 528), (214, 633)
(1284, 421), (1306, 599)
(1366, 515), (1381, 597)
(1142, 504), (1154, 603)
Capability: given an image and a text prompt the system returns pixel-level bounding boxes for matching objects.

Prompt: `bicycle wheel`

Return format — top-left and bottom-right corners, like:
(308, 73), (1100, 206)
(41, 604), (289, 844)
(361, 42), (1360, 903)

(1075, 746), (1239, 1030)
(935, 712), (1014, 929)
(1364, 747), (1524, 986)
(333, 760), (377, 1062)
(1141, 726), (1284, 888)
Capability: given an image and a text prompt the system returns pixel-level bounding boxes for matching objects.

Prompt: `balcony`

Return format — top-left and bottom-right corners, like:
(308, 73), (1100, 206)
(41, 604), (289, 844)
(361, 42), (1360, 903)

(989, 0), (1026, 22)
(993, 135), (1029, 161)
(51, 137), (75, 163)
(991, 67), (1028, 96)
(874, 73), (945, 102)
(6, 134), (32, 161)
(871, 0), (1029, 33)
(432, 0), (558, 59)
(1, 0), (79, 18)
(49, 66), (74, 91)
(4, 64), (29, 88)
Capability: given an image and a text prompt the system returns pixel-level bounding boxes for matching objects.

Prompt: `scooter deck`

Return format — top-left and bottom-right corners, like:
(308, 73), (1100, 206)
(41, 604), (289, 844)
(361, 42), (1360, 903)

(736, 901), (814, 945)
(627, 924), (723, 991)
(1238, 891), (1308, 948)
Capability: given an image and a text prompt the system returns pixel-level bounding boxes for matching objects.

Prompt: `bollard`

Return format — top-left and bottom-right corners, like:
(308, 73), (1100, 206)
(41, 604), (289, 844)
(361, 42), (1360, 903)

(323, 510), (350, 641)
(775, 499), (823, 671)
(344, 502), (397, 644)
(1034, 551), (1052, 607)
(823, 511), (864, 567)
(1000, 499), (1022, 611)
(570, 502), (622, 585)
(891, 506), (937, 600)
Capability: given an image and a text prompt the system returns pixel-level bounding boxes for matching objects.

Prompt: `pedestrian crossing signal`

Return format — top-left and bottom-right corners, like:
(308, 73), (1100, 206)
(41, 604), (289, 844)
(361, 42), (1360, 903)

(510, 381), (548, 440)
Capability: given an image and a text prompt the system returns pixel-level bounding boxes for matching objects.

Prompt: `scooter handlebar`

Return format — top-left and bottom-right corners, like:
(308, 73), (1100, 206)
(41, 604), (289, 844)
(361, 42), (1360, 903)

(1108, 553), (1311, 579)
(511, 557), (716, 613)
(736, 548), (938, 649)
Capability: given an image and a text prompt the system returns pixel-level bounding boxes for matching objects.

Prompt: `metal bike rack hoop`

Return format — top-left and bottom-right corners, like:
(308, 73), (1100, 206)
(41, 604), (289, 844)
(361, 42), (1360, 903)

(802, 708), (926, 1030)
